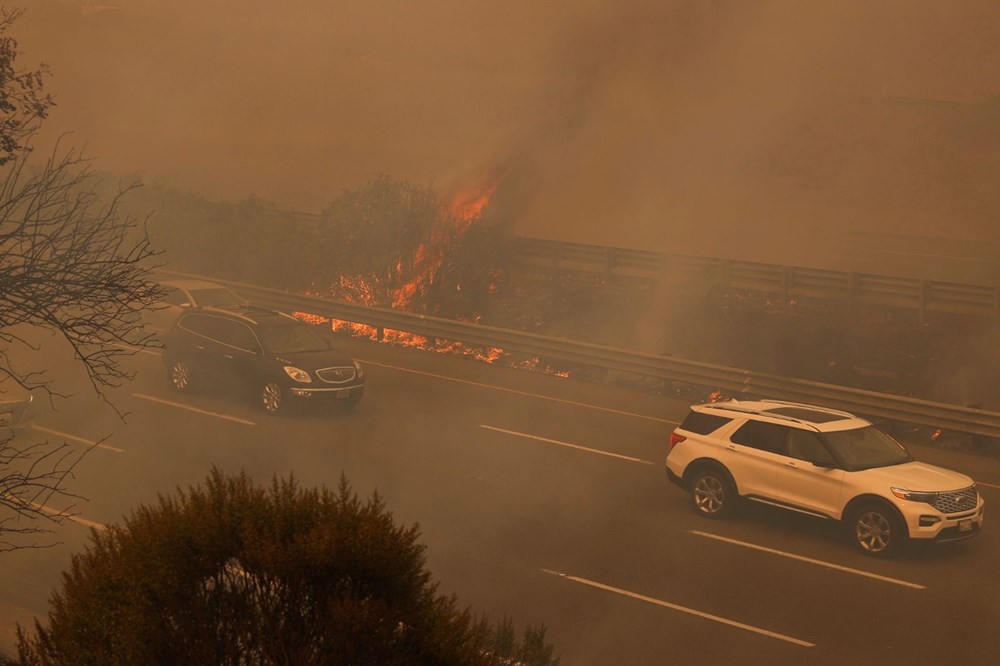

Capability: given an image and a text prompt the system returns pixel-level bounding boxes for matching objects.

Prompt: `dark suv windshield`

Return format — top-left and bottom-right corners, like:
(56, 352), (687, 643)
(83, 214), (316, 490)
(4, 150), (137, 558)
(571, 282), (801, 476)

(821, 426), (912, 471)
(256, 323), (335, 354)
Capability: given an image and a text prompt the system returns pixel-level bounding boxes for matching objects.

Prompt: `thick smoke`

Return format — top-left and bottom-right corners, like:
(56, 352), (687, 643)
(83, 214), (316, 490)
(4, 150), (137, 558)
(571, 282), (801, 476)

(15, 1), (1000, 270)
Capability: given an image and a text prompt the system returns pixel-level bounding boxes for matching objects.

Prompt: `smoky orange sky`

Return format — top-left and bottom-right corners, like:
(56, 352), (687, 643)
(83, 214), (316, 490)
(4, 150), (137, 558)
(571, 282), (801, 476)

(14, 0), (1000, 262)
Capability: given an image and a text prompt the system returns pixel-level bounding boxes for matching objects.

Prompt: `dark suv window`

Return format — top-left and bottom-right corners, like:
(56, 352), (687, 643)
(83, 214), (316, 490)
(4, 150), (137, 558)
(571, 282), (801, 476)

(680, 410), (732, 435)
(730, 420), (789, 454)
(214, 319), (258, 352)
(179, 313), (220, 338)
(179, 314), (257, 352)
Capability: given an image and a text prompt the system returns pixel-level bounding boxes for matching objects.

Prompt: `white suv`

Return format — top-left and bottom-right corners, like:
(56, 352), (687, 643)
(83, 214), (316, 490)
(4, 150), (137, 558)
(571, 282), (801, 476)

(665, 399), (985, 556)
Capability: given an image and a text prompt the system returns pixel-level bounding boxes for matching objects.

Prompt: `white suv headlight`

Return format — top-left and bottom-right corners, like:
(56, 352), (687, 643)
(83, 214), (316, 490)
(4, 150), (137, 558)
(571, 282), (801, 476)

(283, 366), (312, 383)
(891, 487), (939, 504)
(353, 360), (364, 379)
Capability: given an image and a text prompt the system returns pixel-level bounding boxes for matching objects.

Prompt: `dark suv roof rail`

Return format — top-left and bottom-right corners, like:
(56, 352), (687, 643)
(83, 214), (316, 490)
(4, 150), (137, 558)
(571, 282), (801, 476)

(197, 304), (281, 324)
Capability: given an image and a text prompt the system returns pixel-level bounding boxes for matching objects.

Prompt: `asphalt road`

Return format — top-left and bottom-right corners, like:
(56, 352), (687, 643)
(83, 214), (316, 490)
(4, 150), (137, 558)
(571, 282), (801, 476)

(1, 332), (998, 664)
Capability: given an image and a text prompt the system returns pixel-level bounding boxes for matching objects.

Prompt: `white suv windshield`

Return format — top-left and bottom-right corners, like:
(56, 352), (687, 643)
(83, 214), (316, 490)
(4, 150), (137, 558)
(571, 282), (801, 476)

(821, 426), (912, 471)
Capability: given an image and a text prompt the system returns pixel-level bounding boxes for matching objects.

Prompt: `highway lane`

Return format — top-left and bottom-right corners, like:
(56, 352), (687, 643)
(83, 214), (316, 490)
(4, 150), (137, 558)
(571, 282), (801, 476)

(1, 333), (998, 664)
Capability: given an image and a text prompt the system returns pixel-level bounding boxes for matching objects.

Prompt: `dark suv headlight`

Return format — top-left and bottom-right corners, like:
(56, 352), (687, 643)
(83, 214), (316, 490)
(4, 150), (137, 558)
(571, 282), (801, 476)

(283, 366), (312, 383)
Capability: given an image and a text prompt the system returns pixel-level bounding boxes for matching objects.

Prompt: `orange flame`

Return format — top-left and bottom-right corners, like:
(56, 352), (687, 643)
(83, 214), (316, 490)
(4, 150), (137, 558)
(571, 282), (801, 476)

(449, 176), (499, 229)
(295, 172), (572, 378)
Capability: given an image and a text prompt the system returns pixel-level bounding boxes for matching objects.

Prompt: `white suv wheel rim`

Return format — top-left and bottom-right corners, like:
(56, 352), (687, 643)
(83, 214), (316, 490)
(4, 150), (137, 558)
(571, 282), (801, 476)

(694, 476), (725, 514)
(856, 511), (892, 552)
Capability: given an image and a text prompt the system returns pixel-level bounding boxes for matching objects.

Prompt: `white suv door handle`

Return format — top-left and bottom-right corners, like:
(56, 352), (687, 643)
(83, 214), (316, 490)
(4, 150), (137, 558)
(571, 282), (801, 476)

(727, 445), (738, 451)
(785, 462), (798, 469)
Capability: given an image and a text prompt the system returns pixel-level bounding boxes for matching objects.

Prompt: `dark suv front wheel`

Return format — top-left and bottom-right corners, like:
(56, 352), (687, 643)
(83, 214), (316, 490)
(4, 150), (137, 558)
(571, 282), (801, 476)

(261, 380), (286, 415)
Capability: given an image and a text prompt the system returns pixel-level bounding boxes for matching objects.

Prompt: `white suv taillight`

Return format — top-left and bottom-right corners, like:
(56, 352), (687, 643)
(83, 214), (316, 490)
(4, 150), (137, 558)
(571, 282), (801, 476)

(669, 432), (686, 450)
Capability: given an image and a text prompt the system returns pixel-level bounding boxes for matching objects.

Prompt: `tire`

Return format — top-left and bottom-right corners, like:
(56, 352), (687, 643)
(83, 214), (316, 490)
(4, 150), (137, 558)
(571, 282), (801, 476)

(850, 503), (906, 557)
(167, 358), (195, 392)
(261, 380), (286, 415)
(689, 467), (735, 518)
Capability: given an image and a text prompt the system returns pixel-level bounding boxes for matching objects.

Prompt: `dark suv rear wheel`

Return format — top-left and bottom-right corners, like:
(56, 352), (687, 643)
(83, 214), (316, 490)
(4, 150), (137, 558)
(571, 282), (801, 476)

(167, 359), (194, 392)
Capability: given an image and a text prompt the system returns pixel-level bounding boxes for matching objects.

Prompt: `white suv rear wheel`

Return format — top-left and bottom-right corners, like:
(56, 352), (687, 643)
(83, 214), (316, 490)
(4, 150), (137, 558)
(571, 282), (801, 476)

(690, 469), (735, 518)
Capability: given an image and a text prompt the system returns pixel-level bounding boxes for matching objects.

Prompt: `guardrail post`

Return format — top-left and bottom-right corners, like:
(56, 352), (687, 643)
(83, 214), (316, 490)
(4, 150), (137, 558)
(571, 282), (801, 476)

(919, 280), (928, 326)
(847, 272), (858, 317)
(718, 260), (731, 292)
(659, 254), (671, 286)
(376, 326), (385, 342)
(551, 243), (563, 275)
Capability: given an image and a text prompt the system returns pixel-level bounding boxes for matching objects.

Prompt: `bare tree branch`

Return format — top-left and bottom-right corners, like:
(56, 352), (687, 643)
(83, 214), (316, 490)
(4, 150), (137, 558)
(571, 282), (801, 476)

(0, 12), (162, 549)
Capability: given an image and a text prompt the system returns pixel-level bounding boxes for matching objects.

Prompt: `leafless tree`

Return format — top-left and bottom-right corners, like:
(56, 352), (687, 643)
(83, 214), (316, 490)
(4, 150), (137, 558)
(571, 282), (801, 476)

(0, 8), (163, 549)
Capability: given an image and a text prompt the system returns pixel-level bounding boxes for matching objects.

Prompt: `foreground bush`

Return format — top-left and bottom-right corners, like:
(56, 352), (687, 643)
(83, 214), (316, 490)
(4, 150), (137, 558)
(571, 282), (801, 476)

(9, 470), (557, 666)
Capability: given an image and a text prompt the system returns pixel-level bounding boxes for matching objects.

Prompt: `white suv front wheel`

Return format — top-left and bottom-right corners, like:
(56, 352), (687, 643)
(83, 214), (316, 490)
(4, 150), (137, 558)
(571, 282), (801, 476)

(690, 468), (735, 518)
(850, 503), (905, 557)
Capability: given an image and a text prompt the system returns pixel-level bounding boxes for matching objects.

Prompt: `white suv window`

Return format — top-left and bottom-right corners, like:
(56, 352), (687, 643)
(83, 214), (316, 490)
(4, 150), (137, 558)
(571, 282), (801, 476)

(786, 429), (835, 465)
(730, 420), (788, 454)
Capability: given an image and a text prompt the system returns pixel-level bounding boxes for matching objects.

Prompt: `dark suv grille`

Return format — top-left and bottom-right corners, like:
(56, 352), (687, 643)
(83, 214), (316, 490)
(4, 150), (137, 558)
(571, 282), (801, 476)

(932, 486), (978, 514)
(317, 367), (356, 384)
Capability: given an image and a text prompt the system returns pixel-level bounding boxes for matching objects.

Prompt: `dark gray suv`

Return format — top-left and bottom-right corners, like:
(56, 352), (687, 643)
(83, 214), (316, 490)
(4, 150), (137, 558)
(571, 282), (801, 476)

(163, 305), (365, 414)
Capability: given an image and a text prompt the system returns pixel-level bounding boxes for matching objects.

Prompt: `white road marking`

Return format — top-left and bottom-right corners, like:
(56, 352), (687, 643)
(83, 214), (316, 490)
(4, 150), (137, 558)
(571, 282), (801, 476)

(106, 341), (162, 356)
(542, 568), (815, 648)
(2, 494), (107, 531)
(688, 530), (926, 590)
(360, 359), (679, 424)
(31, 426), (124, 453)
(131, 393), (257, 426)
(975, 480), (1000, 490)
(481, 425), (654, 464)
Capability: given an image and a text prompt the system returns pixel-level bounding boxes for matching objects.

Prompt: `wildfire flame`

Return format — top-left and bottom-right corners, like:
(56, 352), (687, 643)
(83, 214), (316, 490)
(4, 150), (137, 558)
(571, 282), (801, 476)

(449, 176), (500, 230)
(295, 172), (573, 379)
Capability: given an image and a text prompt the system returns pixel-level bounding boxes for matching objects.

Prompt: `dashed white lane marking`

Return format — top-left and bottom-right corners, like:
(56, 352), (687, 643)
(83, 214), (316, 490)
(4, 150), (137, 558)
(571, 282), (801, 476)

(1, 494), (107, 531)
(31, 426), (124, 453)
(107, 341), (162, 356)
(542, 568), (815, 648)
(480, 425), (655, 465)
(360, 359), (679, 424)
(131, 393), (257, 426)
(688, 530), (926, 590)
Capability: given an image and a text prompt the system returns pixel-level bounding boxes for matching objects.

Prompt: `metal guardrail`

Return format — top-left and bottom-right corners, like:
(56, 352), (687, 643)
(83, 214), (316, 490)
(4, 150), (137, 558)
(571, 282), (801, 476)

(157, 269), (1000, 439)
(512, 237), (1000, 323)
(252, 208), (999, 321)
